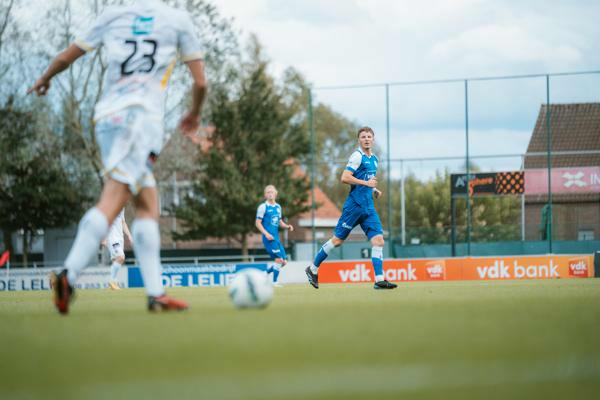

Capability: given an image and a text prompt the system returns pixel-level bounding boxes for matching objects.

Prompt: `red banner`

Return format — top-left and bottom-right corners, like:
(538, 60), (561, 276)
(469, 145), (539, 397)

(525, 167), (600, 195)
(0, 251), (9, 267)
(319, 255), (594, 283)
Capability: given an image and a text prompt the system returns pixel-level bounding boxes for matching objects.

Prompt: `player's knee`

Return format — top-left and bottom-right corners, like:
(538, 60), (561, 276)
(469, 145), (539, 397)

(371, 236), (385, 247)
(275, 258), (286, 266)
(114, 255), (125, 264)
(331, 237), (344, 247)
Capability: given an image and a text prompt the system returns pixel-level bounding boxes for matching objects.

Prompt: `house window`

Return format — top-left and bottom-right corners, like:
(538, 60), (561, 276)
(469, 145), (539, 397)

(578, 230), (595, 241)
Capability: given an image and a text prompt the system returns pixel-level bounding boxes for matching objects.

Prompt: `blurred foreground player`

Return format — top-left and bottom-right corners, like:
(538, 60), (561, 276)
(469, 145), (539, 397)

(28, 0), (207, 313)
(305, 127), (397, 290)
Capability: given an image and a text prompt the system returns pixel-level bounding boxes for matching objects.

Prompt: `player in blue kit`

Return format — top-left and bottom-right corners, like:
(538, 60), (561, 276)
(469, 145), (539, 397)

(255, 185), (294, 286)
(305, 127), (397, 290)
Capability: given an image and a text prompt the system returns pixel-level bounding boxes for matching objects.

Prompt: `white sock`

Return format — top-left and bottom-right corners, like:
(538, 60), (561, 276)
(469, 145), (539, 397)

(322, 239), (335, 254)
(372, 246), (384, 282)
(65, 207), (109, 284)
(310, 264), (318, 274)
(132, 219), (164, 297)
(110, 261), (121, 281)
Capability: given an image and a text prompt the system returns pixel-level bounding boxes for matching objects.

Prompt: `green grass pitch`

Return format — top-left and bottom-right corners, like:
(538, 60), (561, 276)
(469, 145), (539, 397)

(1, 280), (600, 399)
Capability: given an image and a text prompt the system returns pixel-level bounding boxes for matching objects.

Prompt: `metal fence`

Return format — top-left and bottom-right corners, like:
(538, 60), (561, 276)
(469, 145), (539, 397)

(307, 70), (600, 257)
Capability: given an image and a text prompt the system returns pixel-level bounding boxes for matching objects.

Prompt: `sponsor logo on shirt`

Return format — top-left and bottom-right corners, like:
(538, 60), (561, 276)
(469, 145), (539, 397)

(133, 16), (154, 35)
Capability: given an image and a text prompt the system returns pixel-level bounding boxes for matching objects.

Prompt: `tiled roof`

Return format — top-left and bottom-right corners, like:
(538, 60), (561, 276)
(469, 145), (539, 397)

(298, 186), (342, 220)
(525, 103), (600, 169)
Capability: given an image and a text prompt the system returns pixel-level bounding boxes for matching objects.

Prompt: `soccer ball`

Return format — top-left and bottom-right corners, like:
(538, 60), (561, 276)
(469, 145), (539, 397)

(228, 268), (274, 309)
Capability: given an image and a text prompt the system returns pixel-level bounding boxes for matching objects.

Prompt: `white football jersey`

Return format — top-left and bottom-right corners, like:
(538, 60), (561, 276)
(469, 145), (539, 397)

(107, 208), (126, 244)
(75, 0), (203, 120)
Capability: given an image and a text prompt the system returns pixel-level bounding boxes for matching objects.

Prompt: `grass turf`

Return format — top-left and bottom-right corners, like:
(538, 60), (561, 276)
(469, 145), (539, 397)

(1, 279), (599, 399)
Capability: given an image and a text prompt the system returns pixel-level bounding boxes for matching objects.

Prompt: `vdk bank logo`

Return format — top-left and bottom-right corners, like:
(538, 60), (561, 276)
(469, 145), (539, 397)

(568, 257), (588, 277)
(425, 260), (445, 280)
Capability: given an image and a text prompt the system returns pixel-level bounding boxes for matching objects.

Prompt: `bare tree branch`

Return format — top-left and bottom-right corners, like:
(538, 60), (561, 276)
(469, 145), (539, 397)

(0, 0), (16, 58)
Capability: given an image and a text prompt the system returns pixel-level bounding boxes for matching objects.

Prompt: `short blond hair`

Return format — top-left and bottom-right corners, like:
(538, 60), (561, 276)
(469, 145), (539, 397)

(264, 184), (277, 193)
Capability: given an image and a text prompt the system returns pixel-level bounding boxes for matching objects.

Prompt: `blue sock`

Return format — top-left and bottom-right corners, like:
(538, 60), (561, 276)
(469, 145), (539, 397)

(267, 264), (281, 282)
(313, 248), (328, 267)
(313, 239), (336, 268)
(372, 246), (384, 282)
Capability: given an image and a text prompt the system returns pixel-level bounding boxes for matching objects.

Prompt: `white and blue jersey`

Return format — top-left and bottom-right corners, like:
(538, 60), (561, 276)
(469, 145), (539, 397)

(256, 202), (287, 260)
(334, 148), (384, 240)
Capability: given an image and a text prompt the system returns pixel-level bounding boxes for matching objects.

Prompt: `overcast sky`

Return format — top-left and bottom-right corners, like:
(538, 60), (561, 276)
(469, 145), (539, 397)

(13, 1), (600, 176)
(215, 0), (600, 176)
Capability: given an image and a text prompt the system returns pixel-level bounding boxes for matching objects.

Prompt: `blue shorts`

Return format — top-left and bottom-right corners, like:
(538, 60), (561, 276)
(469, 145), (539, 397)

(334, 202), (383, 240)
(262, 237), (287, 260)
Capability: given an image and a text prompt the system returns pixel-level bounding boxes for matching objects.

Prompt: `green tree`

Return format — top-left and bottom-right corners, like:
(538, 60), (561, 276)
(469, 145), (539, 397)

(0, 103), (89, 266)
(173, 39), (310, 254)
(393, 169), (521, 245)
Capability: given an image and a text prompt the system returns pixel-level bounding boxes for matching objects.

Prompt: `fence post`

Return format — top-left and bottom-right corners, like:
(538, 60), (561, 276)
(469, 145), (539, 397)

(545, 75), (553, 253)
(464, 80), (471, 256)
(451, 196), (456, 257)
(521, 154), (526, 241)
(385, 84), (395, 257)
(400, 159), (406, 246)
(309, 89), (317, 259)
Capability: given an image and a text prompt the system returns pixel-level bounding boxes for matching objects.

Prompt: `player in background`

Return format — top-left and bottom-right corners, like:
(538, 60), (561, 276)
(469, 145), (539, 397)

(103, 208), (132, 290)
(305, 127), (397, 290)
(28, 0), (207, 313)
(255, 185), (294, 286)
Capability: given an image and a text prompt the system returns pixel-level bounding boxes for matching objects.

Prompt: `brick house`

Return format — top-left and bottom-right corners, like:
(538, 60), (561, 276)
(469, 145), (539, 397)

(524, 103), (600, 241)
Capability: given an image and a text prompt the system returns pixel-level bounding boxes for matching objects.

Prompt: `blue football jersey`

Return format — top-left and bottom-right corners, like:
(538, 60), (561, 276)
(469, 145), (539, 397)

(256, 202), (282, 238)
(344, 148), (378, 209)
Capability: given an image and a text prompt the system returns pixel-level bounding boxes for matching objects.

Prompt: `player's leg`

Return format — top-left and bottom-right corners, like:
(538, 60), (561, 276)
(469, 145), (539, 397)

(108, 247), (124, 290)
(271, 243), (288, 285)
(132, 186), (187, 311)
(370, 234), (386, 282)
(52, 179), (131, 314)
(309, 235), (344, 274)
(270, 258), (284, 285)
(65, 179), (131, 283)
(362, 212), (397, 290)
(305, 235), (343, 288)
(307, 203), (360, 280)
(263, 237), (280, 282)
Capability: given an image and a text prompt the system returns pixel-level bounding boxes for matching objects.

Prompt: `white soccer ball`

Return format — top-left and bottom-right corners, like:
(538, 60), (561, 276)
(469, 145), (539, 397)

(228, 268), (274, 309)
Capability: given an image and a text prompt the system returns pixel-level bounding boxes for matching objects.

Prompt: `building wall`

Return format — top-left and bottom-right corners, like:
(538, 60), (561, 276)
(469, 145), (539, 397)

(525, 202), (600, 241)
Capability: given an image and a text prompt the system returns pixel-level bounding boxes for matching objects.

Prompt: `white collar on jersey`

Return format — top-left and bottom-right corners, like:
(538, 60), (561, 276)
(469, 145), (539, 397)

(357, 147), (374, 157)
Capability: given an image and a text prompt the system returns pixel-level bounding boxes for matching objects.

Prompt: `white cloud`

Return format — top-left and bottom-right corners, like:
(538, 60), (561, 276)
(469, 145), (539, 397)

(216, 0), (600, 85)
(431, 24), (582, 70)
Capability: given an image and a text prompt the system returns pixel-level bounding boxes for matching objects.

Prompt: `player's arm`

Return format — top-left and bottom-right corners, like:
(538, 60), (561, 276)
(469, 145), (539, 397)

(27, 44), (86, 96)
(279, 220), (294, 232)
(255, 219), (274, 240)
(179, 61), (208, 137)
(341, 170), (378, 188)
